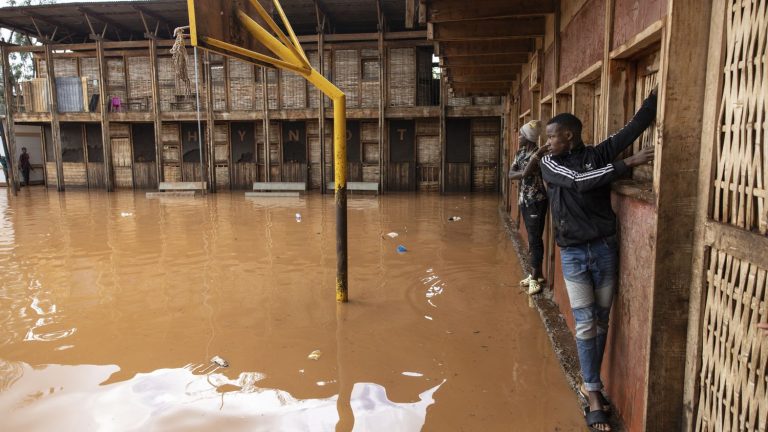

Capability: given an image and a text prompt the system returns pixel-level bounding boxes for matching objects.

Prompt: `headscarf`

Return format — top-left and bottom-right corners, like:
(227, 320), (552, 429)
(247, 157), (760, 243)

(520, 120), (542, 143)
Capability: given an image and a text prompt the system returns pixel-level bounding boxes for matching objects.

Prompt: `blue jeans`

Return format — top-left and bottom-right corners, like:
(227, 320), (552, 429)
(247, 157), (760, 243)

(560, 235), (618, 392)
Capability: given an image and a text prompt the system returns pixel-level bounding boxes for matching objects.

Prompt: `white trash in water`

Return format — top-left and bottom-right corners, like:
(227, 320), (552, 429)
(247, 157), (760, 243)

(211, 355), (229, 368)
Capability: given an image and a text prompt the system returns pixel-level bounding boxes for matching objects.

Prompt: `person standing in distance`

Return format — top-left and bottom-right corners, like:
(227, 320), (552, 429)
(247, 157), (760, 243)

(509, 120), (551, 295)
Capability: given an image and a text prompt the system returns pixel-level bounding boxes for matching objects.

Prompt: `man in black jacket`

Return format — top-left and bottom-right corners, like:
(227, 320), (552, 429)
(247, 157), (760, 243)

(539, 88), (657, 432)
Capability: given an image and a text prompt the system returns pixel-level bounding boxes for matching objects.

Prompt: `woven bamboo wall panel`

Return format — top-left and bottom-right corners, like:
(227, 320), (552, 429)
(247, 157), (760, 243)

(363, 143), (379, 164)
(80, 58), (99, 96)
(215, 145), (229, 162)
(418, 165), (439, 191)
(162, 124), (179, 143)
(308, 51), (321, 109)
(334, 50), (360, 108)
(474, 96), (501, 105)
(696, 247), (768, 432)
(106, 58), (126, 101)
(228, 59), (255, 111)
(389, 48), (416, 107)
(164, 165), (181, 182)
(110, 123), (130, 138)
(211, 62), (227, 111)
(45, 162), (57, 186)
(214, 124), (228, 142)
(62, 162), (87, 186)
(711, 0), (768, 235)
(127, 57), (151, 98)
(38, 59), (47, 78)
(216, 165), (229, 188)
(473, 136), (498, 164)
(447, 93), (472, 107)
(281, 70), (307, 109)
(416, 118), (439, 136)
(53, 58), (77, 77)
(363, 165), (380, 183)
(361, 81), (380, 108)
(472, 165), (497, 191)
(114, 166), (133, 188)
(309, 163), (321, 189)
(267, 69), (278, 109)
(417, 136), (440, 165)
(111, 138), (132, 167)
(361, 122), (378, 142)
(474, 118), (500, 134)
(309, 137), (321, 163)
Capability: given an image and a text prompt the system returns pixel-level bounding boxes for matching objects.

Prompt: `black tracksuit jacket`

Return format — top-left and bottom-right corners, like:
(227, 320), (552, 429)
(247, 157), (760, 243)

(540, 92), (657, 247)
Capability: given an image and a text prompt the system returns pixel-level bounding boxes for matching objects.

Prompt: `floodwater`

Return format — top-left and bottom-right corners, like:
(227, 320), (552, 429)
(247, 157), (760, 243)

(0, 188), (584, 432)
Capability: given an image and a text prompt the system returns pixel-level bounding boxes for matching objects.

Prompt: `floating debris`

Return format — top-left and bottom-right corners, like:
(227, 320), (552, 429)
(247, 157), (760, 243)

(396, 245), (407, 253)
(308, 350), (322, 360)
(448, 216), (462, 222)
(211, 356), (229, 368)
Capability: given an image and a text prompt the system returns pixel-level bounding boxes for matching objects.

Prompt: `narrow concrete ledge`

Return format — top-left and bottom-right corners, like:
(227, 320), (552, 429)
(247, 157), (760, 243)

(500, 207), (625, 432)
(145, 191), (199, 198)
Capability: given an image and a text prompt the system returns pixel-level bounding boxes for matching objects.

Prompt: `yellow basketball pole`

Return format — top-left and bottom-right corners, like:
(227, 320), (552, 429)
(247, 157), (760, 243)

(188, 0), (348, 301)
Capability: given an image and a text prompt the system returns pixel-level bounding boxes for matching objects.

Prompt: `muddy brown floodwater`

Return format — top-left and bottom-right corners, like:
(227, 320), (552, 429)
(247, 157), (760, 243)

(0, 189), (584, 432)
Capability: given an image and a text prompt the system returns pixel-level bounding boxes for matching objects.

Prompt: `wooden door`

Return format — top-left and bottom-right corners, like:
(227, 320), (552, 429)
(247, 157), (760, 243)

(231, 121), (257, 189)
(346, 120), (363, 182)
(181, 122), (205, 182)
(387, 119), (415, 191)
(445, 118), (471, 192)
(281, 121), (307, 184)
(131, 123), (157, 189)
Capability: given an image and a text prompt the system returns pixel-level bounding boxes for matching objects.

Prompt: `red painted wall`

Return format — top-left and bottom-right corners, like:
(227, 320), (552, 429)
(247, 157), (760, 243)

(612, 0), (667, 50)
(605, 193), (656, 432)
(542, 192), (656, 432)
(541, 46), (556, 97)
(558, 0), (605, 85)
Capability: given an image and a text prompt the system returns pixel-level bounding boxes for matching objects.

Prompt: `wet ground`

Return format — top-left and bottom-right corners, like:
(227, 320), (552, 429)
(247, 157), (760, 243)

(0, 188), (584, 431)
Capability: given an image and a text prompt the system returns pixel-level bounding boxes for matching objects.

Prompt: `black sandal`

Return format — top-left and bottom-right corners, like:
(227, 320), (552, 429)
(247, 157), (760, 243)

(584, 407), (612, 431)
(580, 383), (611, 412)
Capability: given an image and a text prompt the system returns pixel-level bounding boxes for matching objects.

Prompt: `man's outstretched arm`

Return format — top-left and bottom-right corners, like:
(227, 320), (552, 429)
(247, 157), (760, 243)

(541, 146), (655, 192)
(594, 87), (658, 164)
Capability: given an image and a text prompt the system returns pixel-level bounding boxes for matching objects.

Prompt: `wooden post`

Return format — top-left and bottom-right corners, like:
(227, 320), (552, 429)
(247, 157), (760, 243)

(439, 70), (446, 194)
(644, 0), (713, 430)
(572, 83), (594, 144)
(44, 44), (64, 192)
(95, 39), (113, 191)
(378, 29), (386, 193)
(204, 51), (216, 192)
(682, 2), (725, 430)
(149, 38), (163, 185)
(599, 0), (615, 139)
(318, 31), (326, 193)
(1, 45), (19, 194)
(261, 67), (270, 182)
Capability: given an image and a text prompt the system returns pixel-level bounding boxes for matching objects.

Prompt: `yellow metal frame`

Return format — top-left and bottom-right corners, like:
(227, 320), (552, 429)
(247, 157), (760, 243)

(187, 0), (349, 302)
